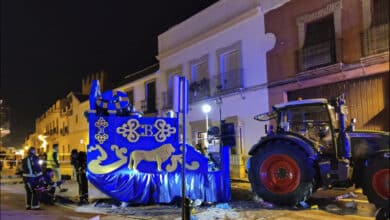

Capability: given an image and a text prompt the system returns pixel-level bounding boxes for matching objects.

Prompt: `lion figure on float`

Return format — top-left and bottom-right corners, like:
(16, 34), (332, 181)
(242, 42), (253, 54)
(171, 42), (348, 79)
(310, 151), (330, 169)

(129, 143), (176, 171)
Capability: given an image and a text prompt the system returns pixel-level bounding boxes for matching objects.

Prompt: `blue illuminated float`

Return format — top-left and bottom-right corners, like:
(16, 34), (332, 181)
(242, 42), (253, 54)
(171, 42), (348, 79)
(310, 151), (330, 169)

(86, 80), (231, 204)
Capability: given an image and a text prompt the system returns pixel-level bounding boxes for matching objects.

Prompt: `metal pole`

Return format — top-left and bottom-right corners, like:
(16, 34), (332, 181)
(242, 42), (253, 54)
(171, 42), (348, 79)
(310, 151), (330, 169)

(180, 78), (185, 220)
(181, 77), (190, 220)
(205, 113), (209, 133)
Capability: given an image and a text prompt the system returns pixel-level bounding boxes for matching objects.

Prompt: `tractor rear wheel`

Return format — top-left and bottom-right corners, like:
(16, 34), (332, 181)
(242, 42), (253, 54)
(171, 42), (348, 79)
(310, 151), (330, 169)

(363, 154), (390, 210)
(249, 141), (316, 206)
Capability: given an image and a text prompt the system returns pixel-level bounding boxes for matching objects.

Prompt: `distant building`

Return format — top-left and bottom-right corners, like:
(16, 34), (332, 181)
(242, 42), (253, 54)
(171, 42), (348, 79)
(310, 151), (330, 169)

(24, 71), (106, 176)
(0, 99), (11, 140)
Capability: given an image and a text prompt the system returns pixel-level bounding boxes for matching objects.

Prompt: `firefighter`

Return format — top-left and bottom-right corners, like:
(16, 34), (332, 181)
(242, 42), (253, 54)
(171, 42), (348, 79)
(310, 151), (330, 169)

(76, 151), (88, 205)
(39, 168), (64, 204)
(22, 147), (43, 210)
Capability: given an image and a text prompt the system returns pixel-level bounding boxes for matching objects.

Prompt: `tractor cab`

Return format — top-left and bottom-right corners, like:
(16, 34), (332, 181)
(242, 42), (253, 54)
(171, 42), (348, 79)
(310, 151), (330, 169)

(255, 98), (349, 159)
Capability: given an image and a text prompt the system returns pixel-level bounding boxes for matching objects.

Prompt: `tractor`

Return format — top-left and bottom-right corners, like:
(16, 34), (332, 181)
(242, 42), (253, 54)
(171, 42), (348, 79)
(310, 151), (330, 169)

(247, 95), (389, 215)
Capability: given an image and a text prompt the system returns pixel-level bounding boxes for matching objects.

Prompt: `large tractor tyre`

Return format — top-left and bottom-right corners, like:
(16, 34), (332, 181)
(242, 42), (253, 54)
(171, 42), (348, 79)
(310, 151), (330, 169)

(249, 141), (316, 206)
(363, 155), (390, 210)
(375, 208), (389, 220)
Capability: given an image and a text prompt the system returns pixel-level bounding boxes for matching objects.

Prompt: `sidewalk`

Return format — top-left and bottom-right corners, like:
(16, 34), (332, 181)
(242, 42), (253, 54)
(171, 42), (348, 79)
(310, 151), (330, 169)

(0, 167), (23, 185)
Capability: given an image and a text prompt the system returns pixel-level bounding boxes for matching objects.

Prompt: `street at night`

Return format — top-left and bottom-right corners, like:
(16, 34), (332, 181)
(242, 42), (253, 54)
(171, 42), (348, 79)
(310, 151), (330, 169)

(1, 0), (388, 219)
(0, 167), (379, 219)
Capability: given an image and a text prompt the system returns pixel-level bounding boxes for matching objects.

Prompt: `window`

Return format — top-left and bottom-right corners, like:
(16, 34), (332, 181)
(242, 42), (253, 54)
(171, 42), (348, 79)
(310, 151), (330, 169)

(75, 114), (78, 124)
(145, 81), (156, 113)
(191, 60), (208, 82)
(216, 42), (243, 92)
(372, 0), (389, 26)
(189, 56), (210, 101)
(301, 15), (336, 70)
(126, 89), (134, 106)
(167, 73), (181, 107)
(279, 105), (332, 144)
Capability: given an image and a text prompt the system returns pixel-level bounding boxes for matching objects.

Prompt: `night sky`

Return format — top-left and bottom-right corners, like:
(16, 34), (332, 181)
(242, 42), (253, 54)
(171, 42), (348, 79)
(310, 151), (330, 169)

(0, 0), (218, 147)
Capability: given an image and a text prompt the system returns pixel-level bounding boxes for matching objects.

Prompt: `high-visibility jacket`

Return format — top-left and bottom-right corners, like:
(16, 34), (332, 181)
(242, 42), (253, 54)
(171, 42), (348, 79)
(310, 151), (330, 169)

(46, 150), (59, 169)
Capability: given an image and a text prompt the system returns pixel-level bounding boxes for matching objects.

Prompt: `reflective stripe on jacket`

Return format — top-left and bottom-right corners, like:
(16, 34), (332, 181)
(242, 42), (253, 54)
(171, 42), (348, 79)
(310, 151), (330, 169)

(22, 156), (42, 178)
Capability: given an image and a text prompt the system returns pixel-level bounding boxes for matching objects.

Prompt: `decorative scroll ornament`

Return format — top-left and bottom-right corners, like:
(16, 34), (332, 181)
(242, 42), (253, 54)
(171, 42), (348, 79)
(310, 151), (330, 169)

(95, 117), (109, 144)
(166, 155), (200, 172)
(166, 145), (200, 172)
(88, 145), (128, 174)
(116, 119), (140, 142)
(154, 119), (176, 142)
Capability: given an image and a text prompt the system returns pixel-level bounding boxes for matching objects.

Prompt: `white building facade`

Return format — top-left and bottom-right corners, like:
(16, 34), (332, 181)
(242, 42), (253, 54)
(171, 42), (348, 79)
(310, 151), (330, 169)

(153, 0), (280, 178)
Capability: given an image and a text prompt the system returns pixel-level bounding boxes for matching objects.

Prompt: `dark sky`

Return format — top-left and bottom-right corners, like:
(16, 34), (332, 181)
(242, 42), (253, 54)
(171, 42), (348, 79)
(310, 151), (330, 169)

(0, 0), (218, 147)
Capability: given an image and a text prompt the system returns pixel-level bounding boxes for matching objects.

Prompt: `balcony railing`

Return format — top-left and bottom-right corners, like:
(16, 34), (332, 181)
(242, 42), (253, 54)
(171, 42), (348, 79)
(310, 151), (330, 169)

(141, 100), (157, 114)
(296, 39), (342, 73)
(60, 127), (69, 136)
(213, 69), (244, 95)
(189, 78), (210, 103)
(361, 23), (389, 57)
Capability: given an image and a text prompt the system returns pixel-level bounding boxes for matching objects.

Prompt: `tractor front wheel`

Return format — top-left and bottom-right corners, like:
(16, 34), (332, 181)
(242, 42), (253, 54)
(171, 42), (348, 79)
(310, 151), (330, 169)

(363, 154), (390, 210)
(249, 141), (316, 206)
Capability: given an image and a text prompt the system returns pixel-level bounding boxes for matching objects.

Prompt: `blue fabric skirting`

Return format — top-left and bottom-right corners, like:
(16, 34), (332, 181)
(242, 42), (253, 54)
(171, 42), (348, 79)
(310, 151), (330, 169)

(87, 170), (230, 204)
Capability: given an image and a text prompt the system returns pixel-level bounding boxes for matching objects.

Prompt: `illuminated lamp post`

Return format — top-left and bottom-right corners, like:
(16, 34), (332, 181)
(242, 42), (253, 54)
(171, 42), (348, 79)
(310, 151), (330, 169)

(202, 104), (211, 133)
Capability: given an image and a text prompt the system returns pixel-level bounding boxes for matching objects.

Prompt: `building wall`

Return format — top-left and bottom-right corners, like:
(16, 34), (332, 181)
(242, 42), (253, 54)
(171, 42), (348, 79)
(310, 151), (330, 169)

(156, 0), (280, 178)
(264, 0), (389, 131)
(31, 93), (90, 176)
(265, 0), (364, 83)
(116, 73), (157, 113)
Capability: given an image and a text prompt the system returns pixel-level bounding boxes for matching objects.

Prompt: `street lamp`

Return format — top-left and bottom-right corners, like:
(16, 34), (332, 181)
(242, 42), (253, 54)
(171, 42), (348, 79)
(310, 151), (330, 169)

(202, 104), (211, 132)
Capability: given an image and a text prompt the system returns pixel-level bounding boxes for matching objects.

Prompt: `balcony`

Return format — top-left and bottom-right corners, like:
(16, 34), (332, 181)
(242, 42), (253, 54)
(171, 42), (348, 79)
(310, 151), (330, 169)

(296, 39), (342, 73)
(60, 127), (69, 136)
(213, 69), (244, 95)
(141, 100), (157, 115)
(361, 23), (389, 57)
(189, 78), (210, 103)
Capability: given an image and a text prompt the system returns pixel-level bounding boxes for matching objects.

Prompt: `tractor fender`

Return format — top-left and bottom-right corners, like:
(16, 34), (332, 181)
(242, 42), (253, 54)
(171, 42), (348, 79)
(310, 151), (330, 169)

(365, 150), (390, 164)
(248, 134), (319, 160)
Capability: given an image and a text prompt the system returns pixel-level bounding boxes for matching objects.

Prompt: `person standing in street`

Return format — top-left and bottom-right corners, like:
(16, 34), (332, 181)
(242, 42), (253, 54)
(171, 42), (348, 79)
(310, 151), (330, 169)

(22, 147), (43, 210)
(76, 151), (88, 205)
(70, 149), (78, 180)
(46, 144), (61, 181)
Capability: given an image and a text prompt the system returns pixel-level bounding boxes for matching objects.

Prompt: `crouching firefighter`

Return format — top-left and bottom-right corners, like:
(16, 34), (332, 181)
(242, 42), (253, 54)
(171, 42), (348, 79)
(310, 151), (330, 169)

(39, 168), (64, 204)
(22, 147), (43, 210)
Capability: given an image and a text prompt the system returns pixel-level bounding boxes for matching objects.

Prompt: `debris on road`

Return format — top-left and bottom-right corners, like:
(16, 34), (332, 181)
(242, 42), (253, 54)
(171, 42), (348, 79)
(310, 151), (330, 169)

(215, 203), (232, 210)
(344, 201), (357, 209)
(325, 204), (342, 213)
(298, 201), (310, 209)
(335, 192), (358, 200)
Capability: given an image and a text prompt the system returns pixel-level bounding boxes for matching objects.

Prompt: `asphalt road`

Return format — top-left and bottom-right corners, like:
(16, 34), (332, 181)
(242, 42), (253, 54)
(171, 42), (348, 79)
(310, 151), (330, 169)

(0, 166), (379, 220)
(0, 190), (101, 220)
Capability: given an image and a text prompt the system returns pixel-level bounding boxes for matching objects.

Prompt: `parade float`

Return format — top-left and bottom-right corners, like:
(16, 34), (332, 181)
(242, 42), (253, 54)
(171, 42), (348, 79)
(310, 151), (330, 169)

(86, 80), (231, 204)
